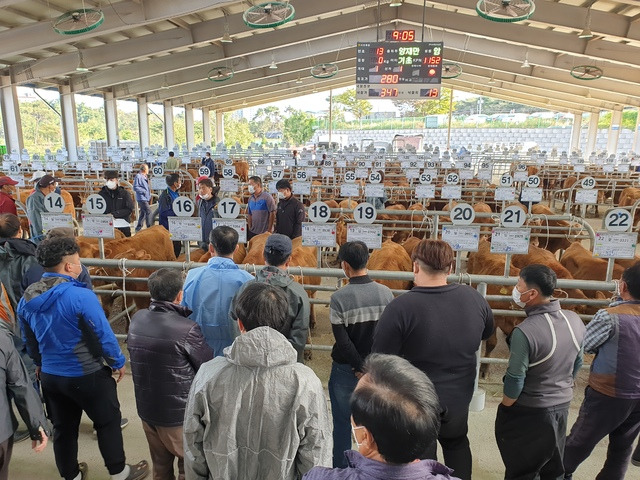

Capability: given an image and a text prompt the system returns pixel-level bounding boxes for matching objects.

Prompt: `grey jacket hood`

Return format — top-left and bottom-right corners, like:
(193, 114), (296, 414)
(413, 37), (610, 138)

(224, 326), (297, 368)
(255, 265), (295, 288)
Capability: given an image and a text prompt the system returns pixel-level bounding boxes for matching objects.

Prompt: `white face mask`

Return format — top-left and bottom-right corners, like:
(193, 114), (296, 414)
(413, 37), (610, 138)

(201, 193), (212, 200)
(277, 191), (286, 200)
(106, 179), (118, 190)
(351, 425), (365, 450)
(512, 286), (532, 308)
(248, 185), (255, 194)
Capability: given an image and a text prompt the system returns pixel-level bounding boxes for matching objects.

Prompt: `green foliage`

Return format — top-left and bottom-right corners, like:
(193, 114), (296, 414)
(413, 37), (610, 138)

(250, 106), (283, 139)
(332, 88), (372, 120)
(18, 100), (63, 152)
(392, 88), (455, 117)
(283, 107), (315, 146)
(598, 110), (637, 130)
(223, 113), (254, 148)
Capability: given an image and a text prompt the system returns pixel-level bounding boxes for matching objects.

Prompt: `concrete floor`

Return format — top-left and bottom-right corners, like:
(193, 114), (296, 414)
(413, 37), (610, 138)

(8, 209), (638, 479)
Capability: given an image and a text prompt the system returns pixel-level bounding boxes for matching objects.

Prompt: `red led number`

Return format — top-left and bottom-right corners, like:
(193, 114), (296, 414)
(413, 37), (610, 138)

(423, 56), (442, 65)
(380, 88), (399, 97)
(428, 89), (439, 98)
(381, 74), (399, 84)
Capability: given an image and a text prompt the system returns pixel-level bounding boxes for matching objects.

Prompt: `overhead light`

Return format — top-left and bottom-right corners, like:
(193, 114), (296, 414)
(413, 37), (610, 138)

(242, 99), (247, 106)
(389, 0), (403, 6)
(521, 49), (530, 68)
(75, 51), (90, 72)
(488, 73), (496, 85)
(295, 74), (303, 84)
(579, 8), (594, 39)
(269, 53), (278, 70)
(221, 32), (233, 43)
(161, 75), (169, 90)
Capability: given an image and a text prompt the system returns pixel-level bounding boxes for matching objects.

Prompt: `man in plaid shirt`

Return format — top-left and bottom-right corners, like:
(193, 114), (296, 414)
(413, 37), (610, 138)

(563, 262), (640, 479)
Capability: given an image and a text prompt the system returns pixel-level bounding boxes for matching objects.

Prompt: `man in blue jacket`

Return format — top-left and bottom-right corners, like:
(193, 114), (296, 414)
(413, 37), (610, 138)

(158, 173), (182, 258)
(18, 236), (149, 480)
(182, 226), (253, 355)
(133, 164), (152, 233)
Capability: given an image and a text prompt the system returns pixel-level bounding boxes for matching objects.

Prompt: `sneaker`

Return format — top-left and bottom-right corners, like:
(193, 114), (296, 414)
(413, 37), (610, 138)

(93, 417), (129, 436)
(632, 457), (640, 467)
(78, 462), (88, 480)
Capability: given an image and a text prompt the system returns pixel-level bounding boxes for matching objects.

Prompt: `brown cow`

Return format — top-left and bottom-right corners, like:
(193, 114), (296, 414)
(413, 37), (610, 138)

(367, 240), (413, 291)
(400, 236), (422, 258)
(560, 242), (620, 300)
(467, 238), (522, 377)
(530, 204), (577, 254)
(234, 160), (250, 182)
(511, 245), (590, 315)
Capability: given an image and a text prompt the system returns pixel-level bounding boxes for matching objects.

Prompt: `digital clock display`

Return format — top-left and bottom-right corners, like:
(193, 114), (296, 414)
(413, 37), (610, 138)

(385, 30), (416, 42)
(356, 41), (443, 100)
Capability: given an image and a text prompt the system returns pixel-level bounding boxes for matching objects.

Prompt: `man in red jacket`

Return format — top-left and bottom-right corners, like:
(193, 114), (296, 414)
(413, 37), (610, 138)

(0, 177), (18, 215)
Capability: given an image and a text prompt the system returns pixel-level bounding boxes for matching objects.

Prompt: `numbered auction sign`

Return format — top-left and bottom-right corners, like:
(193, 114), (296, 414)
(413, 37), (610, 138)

(271, 169), (284, 181)
(8, 164), (20, 175)
(500, 174), (513, 187)
(222, 166), (236, 178)
(603, 208), (632, 232)
(593, 231), (637, 259)
(308, 201), (331, 223)
(445, 172), (459, 185)
(347, 224), (383, 250)
(490, 227), (531, 254)
(353, 202), (377, 224)
(495, 187), (516, 202)
(442, 225), (481, 252)
(575, 189), (599, 204)
(581, 176), (596, 189)
(295, 170), (308, 181)
(516, 162), (527, 172)
(526, 175), (541, 188)
(344, 171), (357, 183)
(419, 172), (434, 184)
(199, 166), (210, 177)
(500, 205), (527, 228)
(85, 194), (107, 214)
(224, 158), (234, 166)
(81, 214), (115, 239)
(450, 203), (475, 226)
(168, 217), (202, 241)
(441, 185), (462, 200)
(44, 192), (65, 213)
(293, 182), (312, 196)
(369, 171), (383, 184)
(217, 198), (240, 219)
(212, 219), (247, 244)
(302, 223), (336, 247)
(415, 184), (436, 199)
(172, 196), (195, 217)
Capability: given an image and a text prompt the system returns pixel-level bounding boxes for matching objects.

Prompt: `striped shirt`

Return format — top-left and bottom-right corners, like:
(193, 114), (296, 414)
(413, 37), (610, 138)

(329, 275), (394, 371)
(584, 300), (623, 353)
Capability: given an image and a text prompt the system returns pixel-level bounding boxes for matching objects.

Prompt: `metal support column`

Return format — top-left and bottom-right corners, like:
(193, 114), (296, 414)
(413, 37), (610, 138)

(104, 91), (119, 148)
(0, 75), (24, 153)
(586, 111), (599, 154)
(570, 113), (583, 152)
(607, 109), (623, 155)
(59, 84), (79, 162)
(633, 107), (640, 154)
(163, 101), (174, 150)
(137, 97), (150, 151)
(185, 104), (195, 150)
(202, 108), (211, 147)
(215, 110), (224, 145)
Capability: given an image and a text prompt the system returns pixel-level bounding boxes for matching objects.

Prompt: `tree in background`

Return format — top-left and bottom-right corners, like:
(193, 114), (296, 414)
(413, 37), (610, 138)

(283, 107), (315, 146)
(393, 88), (455, 117)
(332, 88), (372, 120)
(223, 113), (254, 148)
(19, 100), (62, 152)
(250, 106), (283, 140)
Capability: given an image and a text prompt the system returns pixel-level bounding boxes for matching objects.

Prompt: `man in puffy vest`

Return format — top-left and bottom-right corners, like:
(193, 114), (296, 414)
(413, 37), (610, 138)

(563, 262), (640, 479)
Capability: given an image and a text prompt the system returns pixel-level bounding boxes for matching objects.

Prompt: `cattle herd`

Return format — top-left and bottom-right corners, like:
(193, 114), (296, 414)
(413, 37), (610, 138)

(3, 150), (640, 369)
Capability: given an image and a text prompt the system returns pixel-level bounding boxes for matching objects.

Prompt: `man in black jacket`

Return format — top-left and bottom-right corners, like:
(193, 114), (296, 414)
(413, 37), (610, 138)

(127, 268), (213, 480)
(99, 170), (134, 237)
(274, 179), (305, 240)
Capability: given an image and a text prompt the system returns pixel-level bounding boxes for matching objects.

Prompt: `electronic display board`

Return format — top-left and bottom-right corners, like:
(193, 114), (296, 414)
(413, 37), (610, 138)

(356, 36), (443, 100)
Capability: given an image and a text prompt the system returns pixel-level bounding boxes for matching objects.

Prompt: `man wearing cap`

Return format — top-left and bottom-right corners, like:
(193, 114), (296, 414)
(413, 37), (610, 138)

(99, 171), (135, 237)
(26, 174), (59, 244)
(230, 234), (310, 362)
(0, 176), (19, 215)
(274, 179), (305, 240)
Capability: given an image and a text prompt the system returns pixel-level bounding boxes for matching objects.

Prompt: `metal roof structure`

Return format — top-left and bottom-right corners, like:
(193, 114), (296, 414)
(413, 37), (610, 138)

(1, 0), (640, 115)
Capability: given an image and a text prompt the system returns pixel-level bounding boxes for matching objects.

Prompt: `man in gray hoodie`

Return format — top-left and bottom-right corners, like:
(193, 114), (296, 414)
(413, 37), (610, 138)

(184, 282), (331, 480)
(230, 234), (310, 362)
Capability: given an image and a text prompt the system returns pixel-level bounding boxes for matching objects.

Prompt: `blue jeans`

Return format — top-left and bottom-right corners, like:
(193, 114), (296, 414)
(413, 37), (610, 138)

(136, 200), (152, 229)
(328, 362), (359, 468)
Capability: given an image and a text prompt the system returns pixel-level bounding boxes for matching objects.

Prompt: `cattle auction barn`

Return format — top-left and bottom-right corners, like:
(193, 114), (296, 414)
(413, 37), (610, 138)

(1, 1), (640, 478)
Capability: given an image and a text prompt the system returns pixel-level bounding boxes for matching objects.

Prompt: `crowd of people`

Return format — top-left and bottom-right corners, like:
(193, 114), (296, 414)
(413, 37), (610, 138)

(0, 159), (639, 479)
